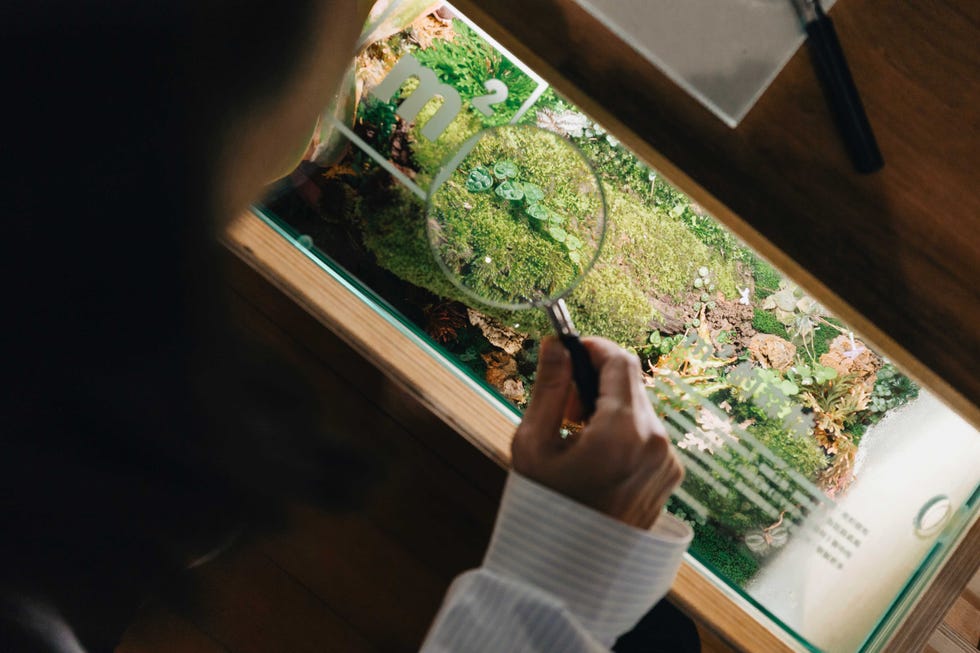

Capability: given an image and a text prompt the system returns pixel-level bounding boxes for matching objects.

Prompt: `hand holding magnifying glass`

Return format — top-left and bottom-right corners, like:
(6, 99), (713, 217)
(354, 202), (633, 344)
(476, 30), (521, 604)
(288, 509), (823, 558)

(426, 124), (605, 416)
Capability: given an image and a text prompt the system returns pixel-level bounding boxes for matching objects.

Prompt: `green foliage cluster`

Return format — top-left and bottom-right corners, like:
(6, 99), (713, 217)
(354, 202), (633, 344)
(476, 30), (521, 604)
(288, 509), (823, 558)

(405, 110), (740, 326)
(674, 210), (751, 263)
(715, 384), (828, 482)
(359, 177), (747, 345)
(864, 362), (920, 423)
(848, 421), (868, 446)
(684, 473), (764, 534)
(638, 330), (685, 360)
(747, 415), (828, 480)
(412, 19), (537, 126)
(668, 494), (763, 586)
(573, 130), (657, 203)
(357, 180), (639, 341)
(688, 521), (760, 587)
(784, 361), (838, 390)
(752, 307), (790, 339)
(463, 158), (588, 265)
(356, 96), (400, 158)
(573, 133), (750, 262)
(749, 254), (782, 300)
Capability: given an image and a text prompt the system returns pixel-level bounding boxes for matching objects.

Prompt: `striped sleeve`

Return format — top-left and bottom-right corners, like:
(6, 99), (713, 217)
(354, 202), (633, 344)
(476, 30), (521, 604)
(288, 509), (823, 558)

(420, 471), (692, 652)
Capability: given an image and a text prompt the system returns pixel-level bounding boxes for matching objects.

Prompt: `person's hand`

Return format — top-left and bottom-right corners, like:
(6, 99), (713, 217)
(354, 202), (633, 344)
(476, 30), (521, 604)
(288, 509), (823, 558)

(512, 336), (683, 530)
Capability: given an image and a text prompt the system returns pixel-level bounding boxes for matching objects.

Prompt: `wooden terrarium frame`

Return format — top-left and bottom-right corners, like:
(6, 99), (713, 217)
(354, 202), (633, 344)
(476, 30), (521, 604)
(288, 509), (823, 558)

(224, 1), (980, 651)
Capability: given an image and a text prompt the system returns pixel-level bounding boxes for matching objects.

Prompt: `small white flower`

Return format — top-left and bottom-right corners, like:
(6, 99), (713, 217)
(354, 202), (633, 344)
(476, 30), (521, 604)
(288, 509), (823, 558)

(843, 331), (867, 360)
(739, 287), (751, 305)
(484, 256), (492, 263)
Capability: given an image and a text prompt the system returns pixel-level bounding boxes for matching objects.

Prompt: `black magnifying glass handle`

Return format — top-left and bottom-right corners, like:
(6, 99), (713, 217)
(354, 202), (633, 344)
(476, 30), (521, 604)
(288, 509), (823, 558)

(792, 0), (883, 173)
(546, 300), (600, 418)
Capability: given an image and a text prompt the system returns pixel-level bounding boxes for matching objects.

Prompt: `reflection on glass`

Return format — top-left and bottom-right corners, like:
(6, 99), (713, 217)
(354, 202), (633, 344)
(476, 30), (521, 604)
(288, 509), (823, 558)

(257, 4), (980, 651)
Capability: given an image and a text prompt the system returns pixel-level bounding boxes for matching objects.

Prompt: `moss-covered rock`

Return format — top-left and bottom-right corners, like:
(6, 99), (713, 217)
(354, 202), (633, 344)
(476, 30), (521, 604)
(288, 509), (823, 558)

(601, 191), (740, 300)
(362, 106), (743, 346)
(564, 265), (656, 344)
(360, 172), (744, 347)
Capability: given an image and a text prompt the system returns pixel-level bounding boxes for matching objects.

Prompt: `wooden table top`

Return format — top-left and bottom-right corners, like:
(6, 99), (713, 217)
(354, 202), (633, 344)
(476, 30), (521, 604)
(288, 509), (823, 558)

(454, 0), (980, 426)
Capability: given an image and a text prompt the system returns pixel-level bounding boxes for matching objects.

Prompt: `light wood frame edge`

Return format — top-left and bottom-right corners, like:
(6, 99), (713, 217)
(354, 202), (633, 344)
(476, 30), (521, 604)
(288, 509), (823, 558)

(223, 210), (799, 653)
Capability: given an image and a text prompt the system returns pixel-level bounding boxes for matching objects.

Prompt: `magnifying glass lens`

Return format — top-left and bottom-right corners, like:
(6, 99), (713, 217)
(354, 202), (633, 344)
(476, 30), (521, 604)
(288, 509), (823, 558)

(426, 125), (605, 310)
(426, 124), (607, 416)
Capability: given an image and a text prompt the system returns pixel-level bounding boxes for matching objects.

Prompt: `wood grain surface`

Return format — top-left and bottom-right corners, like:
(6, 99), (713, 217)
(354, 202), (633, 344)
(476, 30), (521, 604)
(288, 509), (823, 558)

(452, 0), (980, 428)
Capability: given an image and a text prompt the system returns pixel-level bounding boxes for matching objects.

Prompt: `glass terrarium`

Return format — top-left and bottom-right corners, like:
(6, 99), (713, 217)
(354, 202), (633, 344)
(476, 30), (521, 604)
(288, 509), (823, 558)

(247, 3), (980, 652)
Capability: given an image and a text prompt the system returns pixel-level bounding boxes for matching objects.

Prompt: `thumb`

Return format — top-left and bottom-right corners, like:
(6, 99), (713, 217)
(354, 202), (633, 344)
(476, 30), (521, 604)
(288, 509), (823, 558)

(518, 337), (572, 443)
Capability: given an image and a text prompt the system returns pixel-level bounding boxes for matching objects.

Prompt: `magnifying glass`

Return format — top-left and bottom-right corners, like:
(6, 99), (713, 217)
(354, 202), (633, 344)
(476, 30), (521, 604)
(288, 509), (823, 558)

(426, 124), (606, 416)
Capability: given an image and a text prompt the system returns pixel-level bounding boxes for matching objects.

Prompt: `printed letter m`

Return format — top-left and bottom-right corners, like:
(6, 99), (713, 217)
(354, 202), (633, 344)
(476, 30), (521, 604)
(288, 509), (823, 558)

(370, 54), (463, 141)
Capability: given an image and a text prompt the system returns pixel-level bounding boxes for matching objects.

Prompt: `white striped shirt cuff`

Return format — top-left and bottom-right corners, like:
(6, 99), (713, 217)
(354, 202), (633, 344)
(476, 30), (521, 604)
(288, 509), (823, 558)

(482, 471), (693, 647)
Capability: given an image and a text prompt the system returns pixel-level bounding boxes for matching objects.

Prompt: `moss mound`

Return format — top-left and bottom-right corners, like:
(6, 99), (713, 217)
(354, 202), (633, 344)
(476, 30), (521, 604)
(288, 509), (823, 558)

(360, 173), (743, 346)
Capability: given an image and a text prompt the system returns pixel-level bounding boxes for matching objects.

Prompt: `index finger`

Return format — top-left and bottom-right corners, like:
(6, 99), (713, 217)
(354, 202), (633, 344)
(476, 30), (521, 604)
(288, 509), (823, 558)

(581, 336), (643, 403)
(517, 336), (574, 444)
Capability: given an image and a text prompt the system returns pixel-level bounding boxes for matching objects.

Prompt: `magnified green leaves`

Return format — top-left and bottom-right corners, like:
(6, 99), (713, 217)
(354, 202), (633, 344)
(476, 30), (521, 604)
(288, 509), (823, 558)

(493, 160), (519, 179)
(522, 182), (545, 203)
(465, 166), (494, 192)
(427, 125), (605, 309)
(526, 203), (550, 221)
(495, 180), (525, 201)
(547, 225), (568, 242)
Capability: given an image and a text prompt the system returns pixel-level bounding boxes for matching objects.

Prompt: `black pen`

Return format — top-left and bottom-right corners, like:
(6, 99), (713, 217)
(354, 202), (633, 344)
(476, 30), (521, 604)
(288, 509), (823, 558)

(791, 0), (884, 173)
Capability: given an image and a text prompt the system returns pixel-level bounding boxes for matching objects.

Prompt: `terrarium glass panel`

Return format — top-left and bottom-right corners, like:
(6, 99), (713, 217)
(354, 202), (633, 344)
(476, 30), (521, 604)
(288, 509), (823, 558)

(256, 4), (980, 652)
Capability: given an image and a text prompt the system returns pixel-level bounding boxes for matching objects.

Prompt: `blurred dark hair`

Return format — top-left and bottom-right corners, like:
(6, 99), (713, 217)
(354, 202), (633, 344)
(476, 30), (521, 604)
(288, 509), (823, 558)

(0, 2), (369, 649)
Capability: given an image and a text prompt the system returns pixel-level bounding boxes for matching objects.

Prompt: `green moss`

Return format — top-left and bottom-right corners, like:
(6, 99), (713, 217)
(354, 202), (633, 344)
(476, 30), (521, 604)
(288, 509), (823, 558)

(412, 19), (538, 126)
(410, 104), (484, 175)
(359, 183), (457, 296)
(428, 125), (604, 307)
(752, 307), (790, 339)
(363, 102), (743, 346)
(811, 317), (843, 358)
(360, 177), (743, 347)
(564, 265), (657, 344)
(748, 415), (827, 480)
(689, 521), (760, 587)
(601, 190), (740, 300)
(359, 180), (548, 329)
(750, 254), (782, 299)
